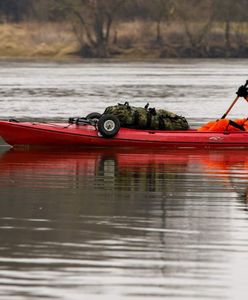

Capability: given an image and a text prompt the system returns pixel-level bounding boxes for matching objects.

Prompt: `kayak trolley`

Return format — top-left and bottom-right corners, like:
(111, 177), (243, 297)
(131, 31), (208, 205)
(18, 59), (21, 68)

(69, 112), (120, 138)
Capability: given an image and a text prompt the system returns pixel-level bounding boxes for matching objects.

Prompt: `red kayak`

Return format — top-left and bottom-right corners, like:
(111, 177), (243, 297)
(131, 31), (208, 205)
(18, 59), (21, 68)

(0, 120), (248, 149)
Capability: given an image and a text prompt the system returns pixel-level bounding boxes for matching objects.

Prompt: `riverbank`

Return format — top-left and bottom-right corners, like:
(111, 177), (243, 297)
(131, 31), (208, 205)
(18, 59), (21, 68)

(0, 23), (76, 59)
(0, 21), (248, 60)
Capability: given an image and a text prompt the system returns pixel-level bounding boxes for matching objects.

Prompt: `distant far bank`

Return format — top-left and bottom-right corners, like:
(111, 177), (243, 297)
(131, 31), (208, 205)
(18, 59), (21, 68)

(1, 22), (248, 60)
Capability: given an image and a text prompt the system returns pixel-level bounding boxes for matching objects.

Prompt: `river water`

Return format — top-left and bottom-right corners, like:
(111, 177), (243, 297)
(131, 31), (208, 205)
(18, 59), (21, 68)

(0, 60), (248, 300)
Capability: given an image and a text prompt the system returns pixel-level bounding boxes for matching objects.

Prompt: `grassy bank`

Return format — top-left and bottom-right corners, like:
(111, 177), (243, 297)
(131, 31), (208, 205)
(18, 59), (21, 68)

(0, 22), (76, 59)
(0, 21), (248, 60)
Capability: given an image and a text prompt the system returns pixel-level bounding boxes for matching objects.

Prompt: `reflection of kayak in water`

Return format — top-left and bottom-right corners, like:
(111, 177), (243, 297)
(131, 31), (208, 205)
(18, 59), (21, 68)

(199, 153), (248, 195)
(0, 120), (248, 149)
(0, 148), (247, 175)
(0, 149), (247, 201)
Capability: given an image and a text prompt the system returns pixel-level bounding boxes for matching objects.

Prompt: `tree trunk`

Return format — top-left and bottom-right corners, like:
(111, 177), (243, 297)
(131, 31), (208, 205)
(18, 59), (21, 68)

(225, 19), (231, 57)
(95, 42), (108, 58)
(156, 20), (162, 44)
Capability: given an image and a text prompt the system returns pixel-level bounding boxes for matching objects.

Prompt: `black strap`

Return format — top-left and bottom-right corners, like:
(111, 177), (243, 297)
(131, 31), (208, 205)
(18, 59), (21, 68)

(133, 110), (140, 126)
(149, 108), (157, 116)
(146, 112), (152, 129)
(158, 115), (166, 130)
(228, 120), (246, 131)
(146, 108), (157, 129)
(9, 119), (19, 123)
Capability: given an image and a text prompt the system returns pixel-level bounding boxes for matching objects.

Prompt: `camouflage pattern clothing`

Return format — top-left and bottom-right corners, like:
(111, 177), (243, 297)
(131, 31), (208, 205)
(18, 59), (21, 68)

(104, 102), (189, 130)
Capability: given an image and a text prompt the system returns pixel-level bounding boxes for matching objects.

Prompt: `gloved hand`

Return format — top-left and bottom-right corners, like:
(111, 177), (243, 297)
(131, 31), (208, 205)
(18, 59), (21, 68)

(236, 85), (248, 98)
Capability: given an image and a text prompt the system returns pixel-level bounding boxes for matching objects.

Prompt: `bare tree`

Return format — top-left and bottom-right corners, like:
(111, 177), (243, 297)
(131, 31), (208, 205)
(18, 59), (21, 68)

(136, 0), (174, 45)
(0, 0), (33, 22)
(174, 0), (216, 56)
(53, 0), (126, 57)
(214, 0), (247, 56)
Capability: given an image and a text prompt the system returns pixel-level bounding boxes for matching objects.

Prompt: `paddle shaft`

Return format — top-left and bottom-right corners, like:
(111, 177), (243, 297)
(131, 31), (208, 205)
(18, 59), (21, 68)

(221, 95), (239, 119)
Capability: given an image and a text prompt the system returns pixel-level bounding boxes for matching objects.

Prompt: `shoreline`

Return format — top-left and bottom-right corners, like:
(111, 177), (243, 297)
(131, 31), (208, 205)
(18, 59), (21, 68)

(1, 22), (248, 61)
(0, 56), (247, 64)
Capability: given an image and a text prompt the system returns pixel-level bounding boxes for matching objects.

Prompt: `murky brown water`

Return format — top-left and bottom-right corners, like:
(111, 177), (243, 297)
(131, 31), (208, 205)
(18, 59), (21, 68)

(0, 60), (248, 300)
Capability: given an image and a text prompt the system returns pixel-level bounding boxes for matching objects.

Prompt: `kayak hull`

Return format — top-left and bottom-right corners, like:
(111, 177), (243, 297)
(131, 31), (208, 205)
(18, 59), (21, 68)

(0, 120), (248, 149)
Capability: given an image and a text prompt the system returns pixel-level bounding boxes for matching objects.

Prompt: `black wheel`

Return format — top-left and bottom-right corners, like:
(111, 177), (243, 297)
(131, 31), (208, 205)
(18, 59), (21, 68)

(86, 112), (102, 121)
(98, 114), (120, 138)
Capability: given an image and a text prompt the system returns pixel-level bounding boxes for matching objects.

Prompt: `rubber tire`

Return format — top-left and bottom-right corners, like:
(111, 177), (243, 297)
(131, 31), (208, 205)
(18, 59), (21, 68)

(98, 114), (120, 138)
(86, 112), (102, 120)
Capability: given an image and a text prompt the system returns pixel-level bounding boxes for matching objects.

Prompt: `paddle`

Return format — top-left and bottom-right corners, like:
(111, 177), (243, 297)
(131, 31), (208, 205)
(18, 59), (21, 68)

(221, 80), (248, 119)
